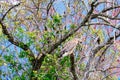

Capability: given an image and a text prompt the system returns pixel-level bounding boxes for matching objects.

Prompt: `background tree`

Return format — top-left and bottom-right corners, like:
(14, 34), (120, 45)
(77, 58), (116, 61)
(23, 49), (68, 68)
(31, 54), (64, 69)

(0, 0), (120, 80)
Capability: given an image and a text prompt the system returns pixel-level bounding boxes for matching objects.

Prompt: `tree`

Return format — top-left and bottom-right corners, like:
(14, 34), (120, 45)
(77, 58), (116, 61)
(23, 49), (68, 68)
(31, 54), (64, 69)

(0, 0), (120, 80)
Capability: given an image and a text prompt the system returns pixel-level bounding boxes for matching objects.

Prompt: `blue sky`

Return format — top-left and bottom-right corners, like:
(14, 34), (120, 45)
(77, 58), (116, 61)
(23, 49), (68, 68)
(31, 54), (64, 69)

(0, 0), (120, 79)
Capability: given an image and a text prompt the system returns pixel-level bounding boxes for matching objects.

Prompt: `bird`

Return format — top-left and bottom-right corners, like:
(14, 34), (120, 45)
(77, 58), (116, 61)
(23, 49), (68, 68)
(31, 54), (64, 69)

(59, 38), (82, 59)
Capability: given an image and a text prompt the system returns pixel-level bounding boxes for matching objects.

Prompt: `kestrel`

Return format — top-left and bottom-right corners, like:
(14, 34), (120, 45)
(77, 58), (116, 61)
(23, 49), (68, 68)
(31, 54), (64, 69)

(59, 38), (82, 58)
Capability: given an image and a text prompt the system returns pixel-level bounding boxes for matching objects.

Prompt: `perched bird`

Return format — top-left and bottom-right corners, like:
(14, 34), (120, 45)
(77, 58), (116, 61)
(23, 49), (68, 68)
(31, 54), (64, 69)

(59, 38), (82, 58)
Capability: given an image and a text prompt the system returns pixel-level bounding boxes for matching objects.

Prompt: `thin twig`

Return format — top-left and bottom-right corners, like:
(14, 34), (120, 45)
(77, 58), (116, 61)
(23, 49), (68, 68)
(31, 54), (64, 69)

(0, 43), (12, 56)
(1, 3), (21, 21)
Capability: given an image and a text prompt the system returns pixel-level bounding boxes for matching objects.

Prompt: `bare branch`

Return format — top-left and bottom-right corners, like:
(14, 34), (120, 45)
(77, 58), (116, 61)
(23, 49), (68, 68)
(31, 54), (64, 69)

(82, 29), (120, 80)
(47, 0), (97, 54)
(102, 6), (120, 13)
(94, 1), (108, 7)
(100, 14), (120, 20)
(0, 44), (12, 56)
(0, 3), (35, 58)
(1, 3), (21, 21)
(47, 0), (55, 15)
(34, 0), (97, 70)
(102, 71), (120, 80)
(95, 45), (111, 69)
(85, 22), (119, 30)
(91, 13), (120, 20)
(92, 31), (120, 55)
(0, 21), (34, 58)
(70, 53), (78, 80)
(97, 16), (110, 23)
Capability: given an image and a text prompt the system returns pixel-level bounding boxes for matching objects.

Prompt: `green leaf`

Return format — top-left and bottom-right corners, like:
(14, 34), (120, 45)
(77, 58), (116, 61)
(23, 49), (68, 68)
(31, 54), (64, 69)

(19, 51), (29, 58)
(79, 63), (85, 70)
(60, 56), (69, 66)
(26, 39), (34, 47)
(0, 58), (4, 66)
(18, 64), (22, 70)
(0, 25), (3, 36)
(13, 75), (21, 80)
(97, 29), (104, 43)
(26, 32), (36, 39)
(4, 55), (13, 62)
(70, 24), (77, 29)
(53, 13), (62, 25)
(46, 19), (53, 28)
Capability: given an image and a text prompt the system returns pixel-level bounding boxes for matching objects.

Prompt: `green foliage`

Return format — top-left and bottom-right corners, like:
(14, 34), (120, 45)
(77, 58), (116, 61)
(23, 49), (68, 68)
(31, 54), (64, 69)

(60, 56), (71, 67)
(32, 54), (72, 80)
(30, 54), (58, 80)
(38, 67), (57, 80)
(0, 25), (3, 36)
(46, 13), (62, 30)
(18, 64), (23, 70)
(4, 55), (14, 62)
(70, 24), (77, 29)
(106, 76), (118, 80)
(79, 63), (85, 70)
(13, 75), (21, 80)
(26, 31), (36, 39)
(26, 39), (34, 47)
(0, 56), (4, 66)
(46, 19), (54, 28)
(89, 27), (104, 43)
(0, 0), (120, 80)
(19, 51), (29, 58)
(13, 75), (26, 80)
(16, 27), (25, 39)
(40, 31), (55, 45)
(53, 13), (62, 25)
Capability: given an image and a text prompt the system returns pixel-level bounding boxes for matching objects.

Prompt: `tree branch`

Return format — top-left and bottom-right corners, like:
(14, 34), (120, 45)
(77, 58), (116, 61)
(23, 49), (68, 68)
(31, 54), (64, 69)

(47, 0), (55, 15)
(92, 13), (120, 20)
(0, 21), (34, 58)
(82, 29), (120, 80)
(70, 53), (78, 80)
(1, 3), (21, 21)
(0, 3), (34, 58)
(35, 0), (97, 70)
(102, 6), (120, 13)
(92, 34), (116, 54)
(47, 0), (97, 54)
(102, 71), (120, 80)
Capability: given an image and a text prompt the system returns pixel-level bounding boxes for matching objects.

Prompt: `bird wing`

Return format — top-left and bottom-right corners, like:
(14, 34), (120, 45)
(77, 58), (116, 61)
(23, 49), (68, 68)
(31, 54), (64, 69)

(59, 40), (78, 57)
